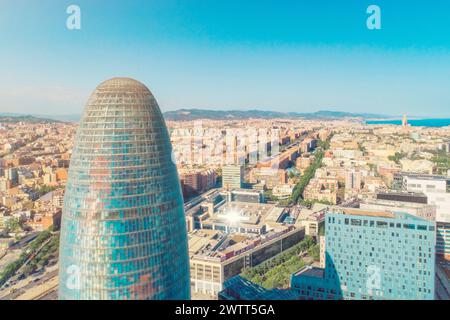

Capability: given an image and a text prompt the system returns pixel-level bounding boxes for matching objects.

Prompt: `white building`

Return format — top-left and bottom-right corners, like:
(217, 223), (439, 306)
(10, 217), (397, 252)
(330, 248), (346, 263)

(404, 174), (450, 260)
(272, 184), (295, 199)
(404, 175), (450, 222)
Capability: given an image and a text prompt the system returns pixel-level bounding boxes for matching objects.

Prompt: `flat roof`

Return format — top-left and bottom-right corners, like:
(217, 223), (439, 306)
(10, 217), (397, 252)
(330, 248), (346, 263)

(188, 229), (223, 255)
(295, 266), (325, 279)
(341, 208), (395, 219)
(207, 201), (275, 227)
(265, 207), (285, 223)
(404, 174), (450, 181)
(332, 208), (430, 222)
(363, 199), (433, 209)
(377, 191), (427, 197)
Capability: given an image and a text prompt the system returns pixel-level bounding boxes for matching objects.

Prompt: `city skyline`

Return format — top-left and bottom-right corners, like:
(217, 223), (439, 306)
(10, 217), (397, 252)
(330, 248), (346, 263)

(0, 1), (450, 303)
(1, 1), (450, 117)
(1, 103), (450, 300)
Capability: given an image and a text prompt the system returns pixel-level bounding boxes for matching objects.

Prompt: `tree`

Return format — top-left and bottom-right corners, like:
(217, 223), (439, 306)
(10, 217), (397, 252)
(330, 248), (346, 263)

(37, 185), (59, 196)
(318, 225), (325, 236)
(240, 236), (317, 289)
(308, 244), (320, 261)
(5, 217), (21, 233)
(388, 152), (405, 165)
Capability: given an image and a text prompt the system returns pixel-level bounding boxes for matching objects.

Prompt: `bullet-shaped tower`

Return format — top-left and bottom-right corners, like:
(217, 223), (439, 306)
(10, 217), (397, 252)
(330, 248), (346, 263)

(58, 78), (190, 300)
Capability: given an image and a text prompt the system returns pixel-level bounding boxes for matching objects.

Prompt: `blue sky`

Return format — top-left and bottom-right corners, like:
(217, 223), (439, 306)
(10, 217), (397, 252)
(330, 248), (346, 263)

(0, 0), (449, 117)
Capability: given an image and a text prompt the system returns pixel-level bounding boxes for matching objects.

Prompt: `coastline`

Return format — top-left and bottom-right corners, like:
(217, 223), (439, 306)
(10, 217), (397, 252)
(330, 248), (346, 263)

(366, 118), (450, 128)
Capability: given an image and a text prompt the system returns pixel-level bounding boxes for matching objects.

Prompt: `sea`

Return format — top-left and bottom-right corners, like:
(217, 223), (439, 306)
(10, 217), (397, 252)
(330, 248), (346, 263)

(366, 118), (450, 128)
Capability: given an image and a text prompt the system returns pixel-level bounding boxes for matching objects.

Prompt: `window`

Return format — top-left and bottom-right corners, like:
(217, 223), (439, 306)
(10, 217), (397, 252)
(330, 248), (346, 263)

(377, 221), (388, 228)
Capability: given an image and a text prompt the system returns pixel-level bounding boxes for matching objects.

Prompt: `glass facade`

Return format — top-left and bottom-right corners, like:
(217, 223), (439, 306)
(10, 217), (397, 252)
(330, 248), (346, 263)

(291, 211), (436, 300)
(58, 78), (190, 300)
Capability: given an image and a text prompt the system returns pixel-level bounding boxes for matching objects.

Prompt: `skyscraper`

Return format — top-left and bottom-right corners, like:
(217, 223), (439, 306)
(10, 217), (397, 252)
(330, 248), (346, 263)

(58, 78), (190, 300)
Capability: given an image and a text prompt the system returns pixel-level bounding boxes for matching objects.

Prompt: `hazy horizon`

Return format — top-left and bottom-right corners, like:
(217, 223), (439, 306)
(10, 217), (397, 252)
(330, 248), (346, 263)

(3, 108), (450, 121)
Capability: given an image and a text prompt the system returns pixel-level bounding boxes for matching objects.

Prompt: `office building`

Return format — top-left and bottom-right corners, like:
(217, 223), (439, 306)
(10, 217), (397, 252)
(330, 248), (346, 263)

(291, 208), (436, 300)
(222, 165), (244, 190)
(404, 174), (450, 221)
(403, 174), (450, 260)
(225, 189), (264, 204)
(58, 78), (190, 300)
(376, 191), (428, 204)
(186, 189), (305, 298)
(190, 227), (304, 297)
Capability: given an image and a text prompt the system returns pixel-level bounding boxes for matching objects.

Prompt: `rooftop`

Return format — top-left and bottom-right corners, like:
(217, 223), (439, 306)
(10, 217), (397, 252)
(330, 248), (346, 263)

(294, 266), (325, 279)
(208, 201), (278, 228)
(295, 203), (329, 221)
(364, 198), (434, 209)
(331, 207), (431, 222)
(404, 173), (450, 181)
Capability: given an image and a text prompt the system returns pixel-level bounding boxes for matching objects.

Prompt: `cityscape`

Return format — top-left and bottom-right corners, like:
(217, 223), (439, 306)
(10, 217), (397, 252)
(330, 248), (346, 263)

(0, 81), (449, 300)
(0, 1), (450, 305)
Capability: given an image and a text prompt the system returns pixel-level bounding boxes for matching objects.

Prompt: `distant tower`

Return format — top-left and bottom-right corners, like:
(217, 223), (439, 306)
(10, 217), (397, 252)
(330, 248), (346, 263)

(402, 114), (408, 127)
(222, 165), (244, 190)
(58, 78), (190, 300)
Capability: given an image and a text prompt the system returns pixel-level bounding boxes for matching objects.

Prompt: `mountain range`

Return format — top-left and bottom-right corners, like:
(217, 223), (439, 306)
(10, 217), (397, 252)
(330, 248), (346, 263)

(163, 109), (393, 121)
(0, 113), (62, 123)
(0, 109), (393, 123)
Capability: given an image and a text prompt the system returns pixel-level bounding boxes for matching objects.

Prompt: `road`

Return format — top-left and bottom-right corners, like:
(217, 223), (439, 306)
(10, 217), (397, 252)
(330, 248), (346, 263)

(8, 232), (39, 250)
(243, 132), (310, 182)
(2, 135), (44, 163)
(0, 268), (58, 300)
(0, 250), (21, 271)
(37, 288), (58, 300)
(16, 275), (58, 300)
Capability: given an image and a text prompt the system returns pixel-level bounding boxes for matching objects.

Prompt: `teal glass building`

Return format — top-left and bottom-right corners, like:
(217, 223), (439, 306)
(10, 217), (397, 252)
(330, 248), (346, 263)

(291, 209), (436, 300)
(58, 78), (190, 300)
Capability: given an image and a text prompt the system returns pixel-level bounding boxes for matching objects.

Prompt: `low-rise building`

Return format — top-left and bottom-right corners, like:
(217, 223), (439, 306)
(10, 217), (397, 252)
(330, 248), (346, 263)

(190, 227), (305, 297)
